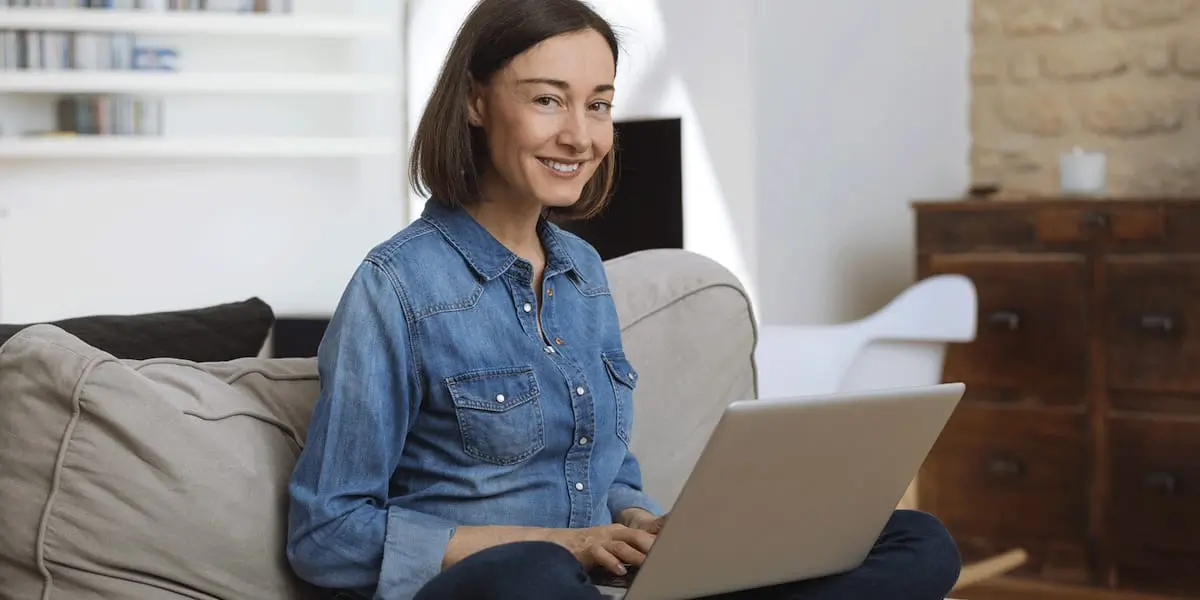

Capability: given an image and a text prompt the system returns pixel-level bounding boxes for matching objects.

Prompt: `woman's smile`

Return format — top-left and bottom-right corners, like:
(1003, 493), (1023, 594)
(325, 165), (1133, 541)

(538, 157), (587, 179)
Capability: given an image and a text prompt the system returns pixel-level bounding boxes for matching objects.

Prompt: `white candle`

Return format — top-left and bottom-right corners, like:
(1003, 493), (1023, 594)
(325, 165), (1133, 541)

(1059, 147), (1107, 195)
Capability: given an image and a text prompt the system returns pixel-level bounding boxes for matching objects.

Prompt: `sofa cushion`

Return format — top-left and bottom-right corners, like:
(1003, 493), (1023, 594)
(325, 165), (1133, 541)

(0, 324), (323, 600)
(0, 297), (275, 362)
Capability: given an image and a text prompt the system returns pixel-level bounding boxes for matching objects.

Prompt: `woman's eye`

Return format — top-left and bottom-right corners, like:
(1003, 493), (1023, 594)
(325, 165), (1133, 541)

(590, 101), (613, 114)
(534, 96), (559, 107)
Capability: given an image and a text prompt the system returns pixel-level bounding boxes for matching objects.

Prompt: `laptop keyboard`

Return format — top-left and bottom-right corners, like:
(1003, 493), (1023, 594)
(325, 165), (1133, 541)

(589, 564), (641, 589)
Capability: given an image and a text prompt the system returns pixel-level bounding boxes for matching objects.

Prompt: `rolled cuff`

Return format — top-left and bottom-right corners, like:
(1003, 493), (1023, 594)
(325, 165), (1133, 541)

(375, 506), (457, 600)
(607, 483), (666, 520)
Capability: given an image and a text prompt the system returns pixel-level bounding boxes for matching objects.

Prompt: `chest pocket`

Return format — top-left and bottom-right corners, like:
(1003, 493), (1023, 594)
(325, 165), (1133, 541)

(602, 351), (638, 447)
(446, 366), (546, 466)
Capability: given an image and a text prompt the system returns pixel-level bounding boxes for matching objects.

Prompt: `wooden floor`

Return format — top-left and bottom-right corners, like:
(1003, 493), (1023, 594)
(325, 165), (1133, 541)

(957, 577), (1187, 600)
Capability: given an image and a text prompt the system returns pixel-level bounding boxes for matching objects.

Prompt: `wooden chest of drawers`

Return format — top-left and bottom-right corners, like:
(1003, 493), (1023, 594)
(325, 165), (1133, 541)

(914, 198), (1200, 599)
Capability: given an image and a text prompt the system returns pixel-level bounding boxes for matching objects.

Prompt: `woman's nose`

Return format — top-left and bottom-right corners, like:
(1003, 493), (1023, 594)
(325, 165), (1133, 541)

(557, 114), (590, 152)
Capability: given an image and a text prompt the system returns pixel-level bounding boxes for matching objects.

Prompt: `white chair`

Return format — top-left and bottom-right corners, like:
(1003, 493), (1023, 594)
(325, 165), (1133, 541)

(753, 274), (1027, 593)
(755, 274), (977, 400)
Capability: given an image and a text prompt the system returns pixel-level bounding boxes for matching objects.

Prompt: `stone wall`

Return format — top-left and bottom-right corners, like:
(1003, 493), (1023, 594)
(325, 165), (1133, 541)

(971, 0), (1200, 196)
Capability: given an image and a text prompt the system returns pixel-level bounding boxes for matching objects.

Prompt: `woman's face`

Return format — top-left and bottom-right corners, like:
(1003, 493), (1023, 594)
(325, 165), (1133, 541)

(468, 29), (616, 211)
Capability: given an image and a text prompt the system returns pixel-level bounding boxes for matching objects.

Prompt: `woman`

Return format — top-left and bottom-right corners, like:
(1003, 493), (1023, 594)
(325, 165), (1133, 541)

(286, 0), (962, 598)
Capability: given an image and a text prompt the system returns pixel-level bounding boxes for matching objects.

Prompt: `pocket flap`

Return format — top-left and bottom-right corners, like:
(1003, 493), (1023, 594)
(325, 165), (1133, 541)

(602, 352), (639, 390)
(446, 366), (539, 412)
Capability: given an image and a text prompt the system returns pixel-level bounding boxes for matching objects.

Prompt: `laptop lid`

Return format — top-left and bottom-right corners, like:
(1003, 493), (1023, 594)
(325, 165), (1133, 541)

(624, 382), (965, 600)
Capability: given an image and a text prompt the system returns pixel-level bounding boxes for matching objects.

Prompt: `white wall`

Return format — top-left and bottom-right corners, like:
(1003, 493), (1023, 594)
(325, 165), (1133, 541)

(0, 0), (405, 323)
(753, 2), (971, 324)
(406, 0), (970, 326)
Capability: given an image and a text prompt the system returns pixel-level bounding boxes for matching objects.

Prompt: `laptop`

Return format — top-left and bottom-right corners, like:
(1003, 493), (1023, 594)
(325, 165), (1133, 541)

(593, 382), (965, 600)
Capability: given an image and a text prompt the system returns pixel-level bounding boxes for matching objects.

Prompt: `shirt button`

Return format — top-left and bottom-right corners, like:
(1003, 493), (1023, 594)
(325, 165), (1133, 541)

(579, 437), (588, 445)
(575, 482), (584, 491)
(522, 303), (532, 313)
(628, 373), (635, 380)
(547, 288), (554, 297)
(576, 386), (585, 396)
(554, 337), (564, 345)
(495, 394), (505, 403)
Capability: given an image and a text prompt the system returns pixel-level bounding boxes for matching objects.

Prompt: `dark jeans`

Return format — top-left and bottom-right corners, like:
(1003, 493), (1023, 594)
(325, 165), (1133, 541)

(413, 510), (962, 600)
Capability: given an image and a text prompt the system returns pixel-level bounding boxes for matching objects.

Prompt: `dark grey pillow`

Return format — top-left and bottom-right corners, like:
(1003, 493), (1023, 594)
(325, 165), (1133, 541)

(0, 298), (275, 362)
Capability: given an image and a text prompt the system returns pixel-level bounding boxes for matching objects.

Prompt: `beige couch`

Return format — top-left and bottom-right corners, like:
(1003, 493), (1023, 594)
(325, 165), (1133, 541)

(0, 248), (757, 600)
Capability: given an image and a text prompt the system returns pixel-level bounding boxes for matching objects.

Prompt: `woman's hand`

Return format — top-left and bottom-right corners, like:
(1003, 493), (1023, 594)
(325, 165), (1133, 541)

(618, 507), (668, 535)
(545, 524), (656, 575)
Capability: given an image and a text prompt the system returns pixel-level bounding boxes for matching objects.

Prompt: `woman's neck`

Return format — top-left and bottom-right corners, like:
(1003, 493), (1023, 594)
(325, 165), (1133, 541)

(468, 174), (545, 262)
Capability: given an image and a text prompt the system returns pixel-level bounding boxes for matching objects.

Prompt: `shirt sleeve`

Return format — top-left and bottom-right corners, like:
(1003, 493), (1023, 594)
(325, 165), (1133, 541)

(607, 447), (666, 519)
(286, 259), (455, 600)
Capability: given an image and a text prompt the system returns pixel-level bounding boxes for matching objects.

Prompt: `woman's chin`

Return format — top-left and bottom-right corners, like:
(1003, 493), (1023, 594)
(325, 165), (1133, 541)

(536, 192), (584, 210)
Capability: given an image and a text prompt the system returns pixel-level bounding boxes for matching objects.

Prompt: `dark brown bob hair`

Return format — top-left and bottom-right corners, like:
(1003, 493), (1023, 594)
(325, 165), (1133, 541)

(408, 0), (621, 220)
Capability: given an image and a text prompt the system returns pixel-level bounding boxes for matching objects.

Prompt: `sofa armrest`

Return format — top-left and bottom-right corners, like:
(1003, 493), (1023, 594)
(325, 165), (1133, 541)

(605, 249), (757, 509)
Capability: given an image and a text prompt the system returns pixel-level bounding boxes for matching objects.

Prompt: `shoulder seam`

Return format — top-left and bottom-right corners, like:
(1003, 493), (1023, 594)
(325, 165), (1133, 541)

(365, 221), (438, 264)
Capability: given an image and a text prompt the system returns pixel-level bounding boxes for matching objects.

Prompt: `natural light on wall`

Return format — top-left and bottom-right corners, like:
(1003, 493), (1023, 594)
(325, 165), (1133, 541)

(404, 0), (757, 308)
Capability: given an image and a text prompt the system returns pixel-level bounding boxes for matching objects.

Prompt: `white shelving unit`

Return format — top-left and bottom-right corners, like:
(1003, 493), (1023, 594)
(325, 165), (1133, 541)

(0, 71), (395, 94)
(0, 135), (397, 158)
(0, 1), (409, 324)
(0, 5), (402, 160)
(0, 7), (395, 38)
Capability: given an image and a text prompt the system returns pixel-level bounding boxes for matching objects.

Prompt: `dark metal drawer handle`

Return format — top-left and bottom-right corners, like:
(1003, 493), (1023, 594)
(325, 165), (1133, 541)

(988, 310), (1020, 331)
(1140, 314), (1176, 333)
(987, 457), (1024, 478)
(1144, 472), (1178, 494)
(1082, 211), (1110, 229)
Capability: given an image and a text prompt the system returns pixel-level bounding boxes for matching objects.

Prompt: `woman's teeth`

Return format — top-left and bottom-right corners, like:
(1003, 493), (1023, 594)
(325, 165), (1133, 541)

(541, 159), (580, 173)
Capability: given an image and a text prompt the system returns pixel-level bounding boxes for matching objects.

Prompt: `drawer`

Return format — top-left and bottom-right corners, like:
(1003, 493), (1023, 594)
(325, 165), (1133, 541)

(1107, 415), (1200, 551)
(1108, 415), (1200, 596)
(916, 202), (1166, 253)
(917, 208), (1042, 253)
(928, 254), (1089, 403)
(1033, 205), (1165, 244)
(1106, 256), (1200, 393)
(919, 406), (1089, 543)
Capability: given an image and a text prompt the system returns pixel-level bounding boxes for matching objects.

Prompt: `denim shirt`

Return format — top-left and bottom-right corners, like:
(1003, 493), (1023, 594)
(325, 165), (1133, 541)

(286, 200), (664, 600)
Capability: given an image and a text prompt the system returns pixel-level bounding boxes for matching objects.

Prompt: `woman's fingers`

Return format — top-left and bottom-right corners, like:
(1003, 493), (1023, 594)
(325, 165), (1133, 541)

(606, 540), (648, 568)
(640, 517), (663, 535)
(588, 544), (628, 575)
(651, 514), (668, 534)
(576, 524), (657, 575)
(610, 526), (657, 553)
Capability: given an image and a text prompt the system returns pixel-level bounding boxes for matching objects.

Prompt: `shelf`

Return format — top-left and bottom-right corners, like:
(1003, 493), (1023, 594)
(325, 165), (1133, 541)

(0, 136), (399, 158)
(0, 71), (396, 94)
(0, 7), (395, 38)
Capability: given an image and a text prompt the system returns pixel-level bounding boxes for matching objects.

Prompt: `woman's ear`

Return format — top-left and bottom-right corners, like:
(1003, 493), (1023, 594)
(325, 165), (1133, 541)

(466, 79), (486, 127)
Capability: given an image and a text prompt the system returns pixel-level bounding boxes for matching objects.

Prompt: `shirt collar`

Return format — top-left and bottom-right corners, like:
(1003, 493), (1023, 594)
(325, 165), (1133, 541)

(420, 199), (583, 282)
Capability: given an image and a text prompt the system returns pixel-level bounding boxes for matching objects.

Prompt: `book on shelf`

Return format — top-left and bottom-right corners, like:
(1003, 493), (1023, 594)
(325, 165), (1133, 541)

(0, 29), (175, 70)
(3, 94), (164, 138)
(55, 94), (164, 135)
(1, 0), (294, 71)
(2, 0), (294, 13)
(0, 96), (163, 138)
